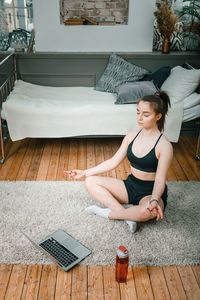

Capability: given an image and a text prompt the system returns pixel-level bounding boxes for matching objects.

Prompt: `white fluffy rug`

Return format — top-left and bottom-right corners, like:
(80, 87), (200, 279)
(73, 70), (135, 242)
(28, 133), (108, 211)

(0, 181), (200, 266)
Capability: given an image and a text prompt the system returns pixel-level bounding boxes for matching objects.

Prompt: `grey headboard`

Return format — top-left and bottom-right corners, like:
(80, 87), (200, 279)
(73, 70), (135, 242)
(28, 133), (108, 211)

(15, 51), (200, 87)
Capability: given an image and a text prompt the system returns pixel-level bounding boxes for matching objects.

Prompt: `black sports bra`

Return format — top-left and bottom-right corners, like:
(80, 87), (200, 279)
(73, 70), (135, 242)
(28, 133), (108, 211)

(127, 130), (162, 173)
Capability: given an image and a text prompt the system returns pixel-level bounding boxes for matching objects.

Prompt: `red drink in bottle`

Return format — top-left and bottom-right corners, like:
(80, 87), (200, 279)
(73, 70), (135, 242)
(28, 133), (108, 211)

(115, 245), (129, 283)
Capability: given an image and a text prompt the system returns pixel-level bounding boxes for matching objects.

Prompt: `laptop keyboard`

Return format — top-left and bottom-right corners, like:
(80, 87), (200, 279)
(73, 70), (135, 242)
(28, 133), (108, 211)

(39, 237), (78, 267)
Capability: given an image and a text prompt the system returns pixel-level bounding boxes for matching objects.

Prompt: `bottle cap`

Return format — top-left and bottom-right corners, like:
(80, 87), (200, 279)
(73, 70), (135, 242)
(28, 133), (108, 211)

(117, 245), (129, 258)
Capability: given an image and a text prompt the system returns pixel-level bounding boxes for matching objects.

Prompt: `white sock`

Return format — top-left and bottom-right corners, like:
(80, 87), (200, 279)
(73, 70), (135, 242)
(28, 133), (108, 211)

(85, 205), (111, 219)
(125, 220), (137, 233)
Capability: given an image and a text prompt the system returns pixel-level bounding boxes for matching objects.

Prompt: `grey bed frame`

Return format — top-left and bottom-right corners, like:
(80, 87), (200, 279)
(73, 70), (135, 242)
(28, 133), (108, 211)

(0, 51), (200, 163)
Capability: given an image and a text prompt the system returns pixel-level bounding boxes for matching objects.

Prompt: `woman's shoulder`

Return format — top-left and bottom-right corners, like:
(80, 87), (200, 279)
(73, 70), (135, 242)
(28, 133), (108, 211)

(159, 134), (173, 152)
(125, 130), (140, 143)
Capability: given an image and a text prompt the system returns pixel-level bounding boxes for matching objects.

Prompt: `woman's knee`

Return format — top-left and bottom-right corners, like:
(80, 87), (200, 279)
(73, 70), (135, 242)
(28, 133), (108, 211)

(84, 176), (99, 191)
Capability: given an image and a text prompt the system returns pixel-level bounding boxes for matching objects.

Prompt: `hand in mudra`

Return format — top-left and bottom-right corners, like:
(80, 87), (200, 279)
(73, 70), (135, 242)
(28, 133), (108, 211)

(64, 169), (85, 180)
(147, 199), (164, 221)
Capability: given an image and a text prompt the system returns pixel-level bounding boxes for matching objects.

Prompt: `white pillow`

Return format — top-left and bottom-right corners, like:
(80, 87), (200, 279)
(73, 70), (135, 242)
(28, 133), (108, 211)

(161, 66), (200, 102)
(184, 92), (200, 109)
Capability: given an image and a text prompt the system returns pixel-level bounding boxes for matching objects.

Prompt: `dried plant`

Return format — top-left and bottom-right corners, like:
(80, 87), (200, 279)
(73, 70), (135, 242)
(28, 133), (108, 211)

(154, 0), (181, 39)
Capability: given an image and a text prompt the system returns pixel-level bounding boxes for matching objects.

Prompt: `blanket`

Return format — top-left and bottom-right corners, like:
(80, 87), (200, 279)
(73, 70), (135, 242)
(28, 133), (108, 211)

(2, 80), (183, 142)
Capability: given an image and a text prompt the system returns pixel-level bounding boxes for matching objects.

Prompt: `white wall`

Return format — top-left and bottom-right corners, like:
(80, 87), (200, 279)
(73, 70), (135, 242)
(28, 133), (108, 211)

(33, 0), (156, 52)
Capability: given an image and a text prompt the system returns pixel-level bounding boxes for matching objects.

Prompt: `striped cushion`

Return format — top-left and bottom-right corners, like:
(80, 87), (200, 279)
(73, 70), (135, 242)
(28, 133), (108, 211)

(95, 53), (149, 93)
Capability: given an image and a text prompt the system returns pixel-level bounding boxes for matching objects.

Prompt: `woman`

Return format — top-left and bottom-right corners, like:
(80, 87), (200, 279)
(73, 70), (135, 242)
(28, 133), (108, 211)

(64, 91), (173, 233)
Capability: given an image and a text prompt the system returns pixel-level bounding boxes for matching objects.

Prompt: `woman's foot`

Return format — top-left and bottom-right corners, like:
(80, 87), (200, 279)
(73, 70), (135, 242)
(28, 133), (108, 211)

(85, 205), (111, 219)
(125, 220), (137, 233)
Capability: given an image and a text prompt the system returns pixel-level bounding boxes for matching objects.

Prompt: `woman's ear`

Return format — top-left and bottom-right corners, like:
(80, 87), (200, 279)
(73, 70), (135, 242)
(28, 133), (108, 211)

(156, 113), (162, 121)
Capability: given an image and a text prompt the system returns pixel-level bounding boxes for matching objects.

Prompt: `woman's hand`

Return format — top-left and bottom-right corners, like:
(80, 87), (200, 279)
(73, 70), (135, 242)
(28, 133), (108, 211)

(147, 199), (164, 221)
(64, 169), (86, 180)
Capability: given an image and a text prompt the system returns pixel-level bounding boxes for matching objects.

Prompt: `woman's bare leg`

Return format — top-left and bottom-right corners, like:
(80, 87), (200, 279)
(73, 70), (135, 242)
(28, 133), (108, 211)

(109, 195), (164, 222)
(84, 176), (129, 211)
(84, 176), (137, 232)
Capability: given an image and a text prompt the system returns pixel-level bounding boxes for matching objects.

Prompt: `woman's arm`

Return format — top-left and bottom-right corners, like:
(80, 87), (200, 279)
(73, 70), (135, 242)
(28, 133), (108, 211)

(148, 140), (173, 219)
(64, 131), (135, 180)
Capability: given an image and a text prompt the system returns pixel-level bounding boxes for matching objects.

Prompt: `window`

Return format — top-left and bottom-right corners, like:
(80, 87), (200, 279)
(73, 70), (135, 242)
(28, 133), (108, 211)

(0, 0), (33, 32)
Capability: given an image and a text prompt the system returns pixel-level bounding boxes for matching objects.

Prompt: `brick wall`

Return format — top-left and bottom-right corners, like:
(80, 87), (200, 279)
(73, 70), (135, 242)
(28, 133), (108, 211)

(60, 0), (129, 24)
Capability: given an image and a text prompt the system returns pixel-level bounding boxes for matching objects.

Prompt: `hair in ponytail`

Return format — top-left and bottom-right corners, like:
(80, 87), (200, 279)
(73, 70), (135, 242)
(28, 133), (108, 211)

(138, 91), (171, 131)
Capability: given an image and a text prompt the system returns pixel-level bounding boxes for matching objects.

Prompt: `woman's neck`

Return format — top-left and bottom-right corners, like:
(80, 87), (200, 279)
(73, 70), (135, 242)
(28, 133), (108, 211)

(141, 127), (161, 136)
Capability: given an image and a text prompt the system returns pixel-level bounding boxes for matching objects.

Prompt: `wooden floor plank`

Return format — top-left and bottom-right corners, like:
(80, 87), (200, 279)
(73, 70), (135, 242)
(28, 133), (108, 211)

(56, 139), (70, 181)
(163, 266), (187, 300)
(0, 264), (12, 300)
(95, 139), (106, 176)
(132, 266), (154, 300)
(77, 139), (87, 181)
(173, 142), (198, 180)
(36, 140), (53, 181)
(111, 140), (126, 180)
(21, 265), (43, 300)
(37, 265), (57, 300)
(0, 140), (22, 180)
(6, 139), (29, 181)
(177, 265), (200, 300)
(26, 140), (45, 181)
(71, 266), (87, 300)
(103, 266), (121, 300)
(170, 154), (188, 181)
(192, 265), (200, 287)
(119, 266), (137, 300)
(4, 264), (27, 300)
(46, 140), (61, 181)
(54, 267), (72, 300)
(16, 139), (37, 181)
(148, 266), (171, 300)
(88, 266), (104, 300)
(167, 161), (177, 181)
(103, 139), (117, 178)
(179, 137), (200, 180)
(86, 138), (96, 170)
(67, 139), (78, 176)
(184, 136), (200, 161)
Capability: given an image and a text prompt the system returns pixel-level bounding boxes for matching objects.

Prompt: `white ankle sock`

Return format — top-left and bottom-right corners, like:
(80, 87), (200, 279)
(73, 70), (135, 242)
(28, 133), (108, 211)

(125, 220), (137, 233)
(85, 205), (111, 219)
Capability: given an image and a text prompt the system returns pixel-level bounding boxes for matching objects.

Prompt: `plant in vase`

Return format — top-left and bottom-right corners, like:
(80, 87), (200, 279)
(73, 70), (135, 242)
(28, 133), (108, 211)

(154, 0), (181, 53)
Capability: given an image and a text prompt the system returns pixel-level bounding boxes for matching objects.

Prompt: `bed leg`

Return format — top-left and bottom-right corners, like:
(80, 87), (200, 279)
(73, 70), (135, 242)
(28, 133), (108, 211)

(0, 115), (5, 164)
(195, 134), (200, 161)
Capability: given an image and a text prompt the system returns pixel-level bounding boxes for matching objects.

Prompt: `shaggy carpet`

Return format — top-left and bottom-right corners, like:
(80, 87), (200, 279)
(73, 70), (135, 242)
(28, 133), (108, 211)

(0, 181), (199, 266)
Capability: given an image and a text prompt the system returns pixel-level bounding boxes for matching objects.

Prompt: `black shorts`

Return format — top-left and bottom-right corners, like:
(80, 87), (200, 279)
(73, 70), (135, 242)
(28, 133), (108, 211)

(123, 174), (168, 209)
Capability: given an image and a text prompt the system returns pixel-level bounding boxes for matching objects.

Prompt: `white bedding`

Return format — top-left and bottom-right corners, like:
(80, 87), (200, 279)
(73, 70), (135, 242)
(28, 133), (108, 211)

(2, 80), (184, 142)
(183, 104), (200, 122)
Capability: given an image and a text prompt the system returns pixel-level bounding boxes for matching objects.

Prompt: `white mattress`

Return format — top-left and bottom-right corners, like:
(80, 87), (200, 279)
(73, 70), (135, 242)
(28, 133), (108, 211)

(2, 80), (184, 142)
(183, 104), (200, 122)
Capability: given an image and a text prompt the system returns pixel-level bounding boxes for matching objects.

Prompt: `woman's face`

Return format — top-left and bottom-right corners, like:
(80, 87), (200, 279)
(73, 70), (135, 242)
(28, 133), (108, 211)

(137, 101), (161, 129)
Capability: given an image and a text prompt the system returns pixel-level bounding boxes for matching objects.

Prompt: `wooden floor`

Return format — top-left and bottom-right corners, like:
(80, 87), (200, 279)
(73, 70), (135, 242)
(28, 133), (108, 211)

(0, 136), (200, 300)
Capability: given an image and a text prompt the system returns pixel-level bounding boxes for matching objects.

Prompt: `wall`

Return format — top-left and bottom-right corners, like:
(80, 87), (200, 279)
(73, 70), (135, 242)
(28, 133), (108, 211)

(33, 0), (156, 52)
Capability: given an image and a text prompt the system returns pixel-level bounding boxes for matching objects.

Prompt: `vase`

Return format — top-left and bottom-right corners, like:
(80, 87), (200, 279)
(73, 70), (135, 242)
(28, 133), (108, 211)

(162, 37), (170, 54)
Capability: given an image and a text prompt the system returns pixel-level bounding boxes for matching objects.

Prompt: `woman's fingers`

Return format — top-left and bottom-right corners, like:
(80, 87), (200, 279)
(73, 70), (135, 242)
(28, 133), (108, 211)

(149, 204), (163, 221)
(63, 169), (85, 180)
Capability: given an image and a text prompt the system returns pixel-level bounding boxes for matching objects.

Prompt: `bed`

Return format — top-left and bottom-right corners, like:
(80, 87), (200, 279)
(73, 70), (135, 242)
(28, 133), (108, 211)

(0, 52), (200, 163)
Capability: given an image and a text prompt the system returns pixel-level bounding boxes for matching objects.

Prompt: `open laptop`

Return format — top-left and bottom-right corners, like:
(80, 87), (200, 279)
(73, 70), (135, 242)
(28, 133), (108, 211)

(20, 229), (91, 271)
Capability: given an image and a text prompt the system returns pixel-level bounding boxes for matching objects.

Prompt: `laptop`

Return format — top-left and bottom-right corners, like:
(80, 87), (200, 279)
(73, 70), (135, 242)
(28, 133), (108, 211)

(20, 229), (91, 271)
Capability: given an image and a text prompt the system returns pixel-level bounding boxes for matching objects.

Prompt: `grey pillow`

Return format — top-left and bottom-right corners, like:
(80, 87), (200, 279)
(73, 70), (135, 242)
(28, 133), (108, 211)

(95, 53), (149, 93)
(115, 81), (157, 104)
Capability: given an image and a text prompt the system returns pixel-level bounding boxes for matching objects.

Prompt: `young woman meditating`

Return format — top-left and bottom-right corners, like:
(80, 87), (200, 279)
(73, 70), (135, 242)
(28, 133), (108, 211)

(64, 91), (173, 233)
